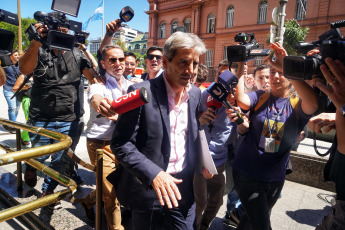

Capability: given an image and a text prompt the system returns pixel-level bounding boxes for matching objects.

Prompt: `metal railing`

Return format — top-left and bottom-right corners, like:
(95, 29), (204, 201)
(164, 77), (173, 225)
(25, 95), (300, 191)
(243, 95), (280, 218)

(0, 118), (103, 229)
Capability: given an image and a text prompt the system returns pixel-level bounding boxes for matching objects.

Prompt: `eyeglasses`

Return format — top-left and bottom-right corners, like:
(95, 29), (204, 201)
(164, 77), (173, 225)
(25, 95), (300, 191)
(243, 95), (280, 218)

(147, 54), (162, 61)
(108, 57), (125, 65)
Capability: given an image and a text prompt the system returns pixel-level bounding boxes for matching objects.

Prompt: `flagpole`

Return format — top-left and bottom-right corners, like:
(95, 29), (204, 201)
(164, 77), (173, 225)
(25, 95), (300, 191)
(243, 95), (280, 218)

(102, 0), (104, 38)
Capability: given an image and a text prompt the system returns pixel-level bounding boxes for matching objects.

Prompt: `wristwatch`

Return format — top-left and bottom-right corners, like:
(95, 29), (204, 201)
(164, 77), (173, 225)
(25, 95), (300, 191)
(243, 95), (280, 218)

(342, 104), (345, 117)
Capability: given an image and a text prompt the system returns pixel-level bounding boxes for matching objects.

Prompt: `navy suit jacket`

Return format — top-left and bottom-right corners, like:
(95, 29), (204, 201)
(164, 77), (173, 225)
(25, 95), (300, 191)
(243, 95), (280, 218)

(108, 74), (201, 210)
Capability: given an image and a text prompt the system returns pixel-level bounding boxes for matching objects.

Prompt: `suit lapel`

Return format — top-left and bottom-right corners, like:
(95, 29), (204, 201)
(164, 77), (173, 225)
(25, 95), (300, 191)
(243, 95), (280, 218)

(152, 75), (171, 142)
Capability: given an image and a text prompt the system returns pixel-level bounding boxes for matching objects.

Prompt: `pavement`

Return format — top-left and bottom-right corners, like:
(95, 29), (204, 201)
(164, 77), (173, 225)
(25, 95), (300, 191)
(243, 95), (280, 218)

(0, 86), (335, 229)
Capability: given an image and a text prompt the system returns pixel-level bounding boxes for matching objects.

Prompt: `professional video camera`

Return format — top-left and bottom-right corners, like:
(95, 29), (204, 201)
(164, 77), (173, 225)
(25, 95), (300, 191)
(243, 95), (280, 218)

(0, 9), (19, 57)
(25, 10), (85, 51)
(283, 20), (345, 80)
(227, 32), (271, 62)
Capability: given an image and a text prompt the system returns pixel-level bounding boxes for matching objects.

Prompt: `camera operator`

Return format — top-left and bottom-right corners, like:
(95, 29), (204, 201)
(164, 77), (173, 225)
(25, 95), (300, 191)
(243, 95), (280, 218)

(19, 12), (96, 209)
(0, 66), (5, 87)
(230, 42), (318, 230)
(308, 57), (345, 229)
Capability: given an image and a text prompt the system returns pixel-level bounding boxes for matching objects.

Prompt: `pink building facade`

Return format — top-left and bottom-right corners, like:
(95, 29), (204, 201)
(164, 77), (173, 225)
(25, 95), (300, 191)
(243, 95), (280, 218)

(146, 0), (345, 78)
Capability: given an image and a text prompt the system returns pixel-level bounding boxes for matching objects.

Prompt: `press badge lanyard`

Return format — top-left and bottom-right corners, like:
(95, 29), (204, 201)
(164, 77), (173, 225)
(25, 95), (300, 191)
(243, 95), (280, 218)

(266, 94), (290, 138)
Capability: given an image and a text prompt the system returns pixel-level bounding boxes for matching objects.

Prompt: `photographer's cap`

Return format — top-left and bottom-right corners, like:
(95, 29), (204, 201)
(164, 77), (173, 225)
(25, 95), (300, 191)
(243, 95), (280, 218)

(217, 69), (238, 92)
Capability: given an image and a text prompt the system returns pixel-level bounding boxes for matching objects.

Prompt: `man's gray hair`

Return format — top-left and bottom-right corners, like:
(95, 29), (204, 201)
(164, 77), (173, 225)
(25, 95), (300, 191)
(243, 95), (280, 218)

(101, 45), (124, 60)
(163, 32), (206, 61)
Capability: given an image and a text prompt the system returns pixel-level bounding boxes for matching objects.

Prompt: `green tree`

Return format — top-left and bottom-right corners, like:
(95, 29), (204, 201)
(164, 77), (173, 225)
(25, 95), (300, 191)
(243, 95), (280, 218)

(134, 52), (145, 69)
(0, 17), (37, 52)
(114, 38), (127, 52)
(267, 19), (309, 55)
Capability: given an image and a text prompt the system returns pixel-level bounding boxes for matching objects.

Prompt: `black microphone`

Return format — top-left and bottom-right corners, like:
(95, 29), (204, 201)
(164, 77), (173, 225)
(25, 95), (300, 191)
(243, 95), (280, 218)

(217, 69), (239, 95)
(107, 6), (134, 36)
(97, 87), (150, 118)
(207, 82), (244, 125)
(206, 95), (222, 132)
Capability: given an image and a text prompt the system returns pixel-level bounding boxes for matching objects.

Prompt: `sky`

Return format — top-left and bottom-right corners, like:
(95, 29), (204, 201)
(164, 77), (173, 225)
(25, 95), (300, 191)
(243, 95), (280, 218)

(1, 0), (150, 40)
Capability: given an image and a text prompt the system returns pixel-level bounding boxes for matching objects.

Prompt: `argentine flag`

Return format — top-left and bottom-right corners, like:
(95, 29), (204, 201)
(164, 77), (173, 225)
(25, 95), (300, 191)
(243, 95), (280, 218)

(83, 1), (103, 31)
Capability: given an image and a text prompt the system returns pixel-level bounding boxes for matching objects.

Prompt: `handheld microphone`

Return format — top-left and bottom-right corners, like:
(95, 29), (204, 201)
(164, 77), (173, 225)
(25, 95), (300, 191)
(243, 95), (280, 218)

(217, 69), (239, 94)
(96, 87), (150, 118)
(207, 82), (244, 125)
(107, 6), (134, 36)
(206, 95), (222, 132)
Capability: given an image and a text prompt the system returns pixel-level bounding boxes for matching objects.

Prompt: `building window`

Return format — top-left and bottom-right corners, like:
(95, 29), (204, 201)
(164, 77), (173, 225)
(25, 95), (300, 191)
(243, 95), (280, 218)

(135, 44), (141, 49)
(171, 20), (178, 34)
(128, 46), (131, 50)
(143, 44), (147, 49)
(207, 13), (216, 34)
(223, 46), (229, 60)
(159, 22), (166, 39)
(205, 50), (214, 67)
(295, 0), (307, 20)
(254, 45), (264, 66)
(258, 1), (267, 24)
(184, 18), (191, 33)
(226, 6), (234, 28)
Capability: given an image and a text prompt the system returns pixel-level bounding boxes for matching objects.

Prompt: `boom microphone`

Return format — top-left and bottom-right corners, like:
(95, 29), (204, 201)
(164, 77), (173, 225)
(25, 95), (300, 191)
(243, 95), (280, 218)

(97, 87), (150, 118)
(207, 82), (244, 125)
(206, 95), (222, 132)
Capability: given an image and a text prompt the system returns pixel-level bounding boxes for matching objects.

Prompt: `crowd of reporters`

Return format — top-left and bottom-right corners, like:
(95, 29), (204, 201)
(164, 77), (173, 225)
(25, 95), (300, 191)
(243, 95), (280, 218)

(0, 13), (345, 230)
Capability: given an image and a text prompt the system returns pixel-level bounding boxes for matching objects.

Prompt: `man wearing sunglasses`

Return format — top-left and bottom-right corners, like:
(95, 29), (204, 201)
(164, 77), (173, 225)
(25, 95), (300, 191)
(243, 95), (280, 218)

(109, 31), (206, 229)
(82, 44), (132, 229)
(141, 46), (164, 81)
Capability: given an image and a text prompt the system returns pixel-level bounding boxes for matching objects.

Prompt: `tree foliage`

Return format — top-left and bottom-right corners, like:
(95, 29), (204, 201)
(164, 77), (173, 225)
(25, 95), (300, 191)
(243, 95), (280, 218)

(114, 38), (127, 52)
(0, 17), (37, 52)
(267, 19), (309, 55)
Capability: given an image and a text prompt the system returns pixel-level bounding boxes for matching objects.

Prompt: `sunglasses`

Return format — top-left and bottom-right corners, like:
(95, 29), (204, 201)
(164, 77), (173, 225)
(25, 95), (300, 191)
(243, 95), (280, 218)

(147, 54), (162, 61)
(108, 57), (125, 64)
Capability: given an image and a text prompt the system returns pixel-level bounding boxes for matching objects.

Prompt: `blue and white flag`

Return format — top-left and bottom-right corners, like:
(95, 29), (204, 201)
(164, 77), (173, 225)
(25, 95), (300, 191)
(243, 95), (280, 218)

(82, 1), (103, 31)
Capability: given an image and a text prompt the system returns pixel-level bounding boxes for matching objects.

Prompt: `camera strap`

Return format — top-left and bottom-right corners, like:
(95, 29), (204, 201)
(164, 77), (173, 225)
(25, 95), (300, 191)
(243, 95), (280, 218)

(10, 64), (20, 79)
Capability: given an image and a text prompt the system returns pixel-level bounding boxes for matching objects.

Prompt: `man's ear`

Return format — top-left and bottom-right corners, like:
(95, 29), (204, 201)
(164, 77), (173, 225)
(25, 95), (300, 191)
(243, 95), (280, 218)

(162, 56), (168, 70)
(100, 60), (105, 69)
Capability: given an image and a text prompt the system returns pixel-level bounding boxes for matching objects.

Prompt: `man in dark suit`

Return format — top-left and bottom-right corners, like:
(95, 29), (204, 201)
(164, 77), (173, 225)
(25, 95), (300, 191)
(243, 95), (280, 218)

(109, 31), (206, 229)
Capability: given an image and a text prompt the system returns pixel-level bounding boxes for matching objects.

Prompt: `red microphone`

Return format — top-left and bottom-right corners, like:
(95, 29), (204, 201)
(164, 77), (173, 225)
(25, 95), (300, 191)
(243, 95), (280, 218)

(97, 87), (150, 118)
(206, 95), (222, 132)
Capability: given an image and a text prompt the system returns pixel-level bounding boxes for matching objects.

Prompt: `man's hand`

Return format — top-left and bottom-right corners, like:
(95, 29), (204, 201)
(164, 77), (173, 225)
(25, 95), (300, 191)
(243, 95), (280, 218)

(92, 75), (106, 85)
(199, 107), (217, 126)
(202, 167), (214, 179)
(106, 20), (121, 36)
(308, 113), (336, 134)
(97, 98), (117, 118)
(152, 171), (183, 209)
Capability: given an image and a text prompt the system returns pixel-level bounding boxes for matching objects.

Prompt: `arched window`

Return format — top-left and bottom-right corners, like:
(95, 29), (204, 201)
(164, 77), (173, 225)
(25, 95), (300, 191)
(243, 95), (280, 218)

(257, 1), (268, 24)
(171, 20), (178, 34)
(159, 22), (166, 39)
(184, 18), (191, 33)
(207, 13), (216, 34)
(295, 0), (307, 20)
(226, 6), (234, 28)
(135, 44), (141, 49)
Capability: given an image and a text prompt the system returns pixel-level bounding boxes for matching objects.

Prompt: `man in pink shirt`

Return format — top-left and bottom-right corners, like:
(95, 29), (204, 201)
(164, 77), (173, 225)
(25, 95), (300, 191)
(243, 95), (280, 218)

(108, 31), (206, 229)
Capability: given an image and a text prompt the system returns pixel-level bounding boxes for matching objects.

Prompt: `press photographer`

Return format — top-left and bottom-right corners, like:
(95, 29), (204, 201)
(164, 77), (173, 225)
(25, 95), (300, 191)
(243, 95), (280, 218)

(19, 8), (96, 207)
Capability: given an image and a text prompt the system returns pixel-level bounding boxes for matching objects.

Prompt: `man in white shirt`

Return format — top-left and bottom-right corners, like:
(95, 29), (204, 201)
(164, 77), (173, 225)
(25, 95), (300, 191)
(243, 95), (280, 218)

(82, 45), (132, 230)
